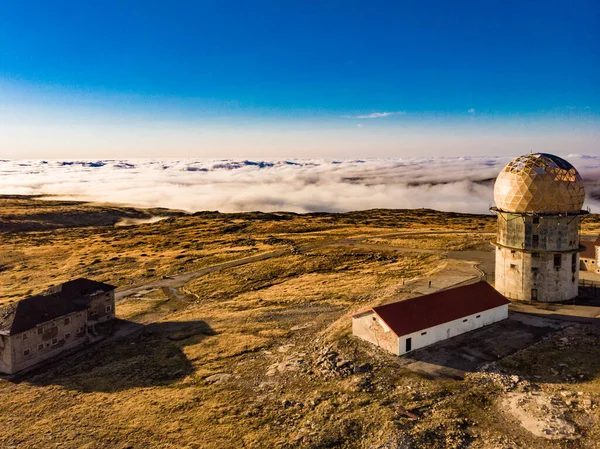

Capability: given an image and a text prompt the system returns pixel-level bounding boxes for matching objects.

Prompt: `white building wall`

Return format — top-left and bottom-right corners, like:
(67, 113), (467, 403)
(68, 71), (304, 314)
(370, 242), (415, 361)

(396, 304), (509, 356)
(352, 311), (399, 355)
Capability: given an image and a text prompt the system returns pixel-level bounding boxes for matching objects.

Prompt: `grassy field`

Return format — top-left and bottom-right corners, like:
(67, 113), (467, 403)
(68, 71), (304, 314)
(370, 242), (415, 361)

(1, 196), (599, 449)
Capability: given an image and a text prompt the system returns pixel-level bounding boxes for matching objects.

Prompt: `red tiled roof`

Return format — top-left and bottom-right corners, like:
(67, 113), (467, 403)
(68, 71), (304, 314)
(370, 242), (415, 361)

(364, 281), (509, 337)
(580, 241), (598, 260)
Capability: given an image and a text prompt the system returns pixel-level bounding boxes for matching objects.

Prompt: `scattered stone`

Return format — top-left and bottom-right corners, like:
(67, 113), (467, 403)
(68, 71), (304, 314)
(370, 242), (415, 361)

(290, 322), (315, 331)
(205, 373), (232, 384)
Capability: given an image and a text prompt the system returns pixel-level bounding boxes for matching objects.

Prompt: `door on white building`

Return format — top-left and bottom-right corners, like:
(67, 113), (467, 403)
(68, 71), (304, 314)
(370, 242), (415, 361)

(406, 337), (412, 352)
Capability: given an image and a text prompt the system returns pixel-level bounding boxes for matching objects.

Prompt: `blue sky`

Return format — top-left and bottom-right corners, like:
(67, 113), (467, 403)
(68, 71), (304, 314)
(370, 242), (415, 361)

(1, 0), (599, 158)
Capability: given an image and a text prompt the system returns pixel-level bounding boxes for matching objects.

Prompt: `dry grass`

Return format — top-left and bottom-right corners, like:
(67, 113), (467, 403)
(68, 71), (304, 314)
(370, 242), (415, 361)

(1, 196), (599, 449)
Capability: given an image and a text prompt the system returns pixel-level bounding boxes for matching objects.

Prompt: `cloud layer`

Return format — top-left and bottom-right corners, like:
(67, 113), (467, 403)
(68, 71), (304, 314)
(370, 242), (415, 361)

(0, 156), (598, 214)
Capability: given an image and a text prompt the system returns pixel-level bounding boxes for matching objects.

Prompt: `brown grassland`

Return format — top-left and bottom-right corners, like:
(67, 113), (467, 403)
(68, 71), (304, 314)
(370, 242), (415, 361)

(0, 195), (599, 449)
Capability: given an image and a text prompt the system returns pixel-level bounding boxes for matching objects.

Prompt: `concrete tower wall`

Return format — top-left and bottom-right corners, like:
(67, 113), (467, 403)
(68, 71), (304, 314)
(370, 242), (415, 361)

(495, 213), (580, 302)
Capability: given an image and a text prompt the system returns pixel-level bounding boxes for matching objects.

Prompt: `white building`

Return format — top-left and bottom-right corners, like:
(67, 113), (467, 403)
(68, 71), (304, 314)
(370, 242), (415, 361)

(580, 235), (600, 273)
(352, 281), (509, 356)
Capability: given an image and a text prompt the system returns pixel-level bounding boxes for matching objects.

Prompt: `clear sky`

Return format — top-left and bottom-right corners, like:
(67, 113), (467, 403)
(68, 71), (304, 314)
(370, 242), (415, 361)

(1, 0), (598, 158)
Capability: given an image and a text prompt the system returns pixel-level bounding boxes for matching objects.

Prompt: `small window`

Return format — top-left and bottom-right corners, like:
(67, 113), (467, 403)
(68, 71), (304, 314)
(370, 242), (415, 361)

(531, 267), (538, 273)
(510, 264), (517, 269)
(77, 327), (84, 334)
(65, 333), (71, 339)
(510, 250), (516, 254)
(51, 338), (58, 346)
(554, 254), (562, 268)
(532, 235), (539, 248)
(38, 343), (44, 350)
(532, 252), (540, 258)
(476, 315), (481, 318)
(22, 332), (28, 340)
(37, 327), (43, 335)
(532, 216), (540, 224)
(23, 348), (30, 356)
(463, 319), (468, 323)
(64, 317), (70, 325)
(421, 331), (427, 336)
(105, 305), (112, 313)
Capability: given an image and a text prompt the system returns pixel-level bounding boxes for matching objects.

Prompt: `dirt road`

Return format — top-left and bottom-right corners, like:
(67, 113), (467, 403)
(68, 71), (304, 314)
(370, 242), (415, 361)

(116, 230), (495, 301)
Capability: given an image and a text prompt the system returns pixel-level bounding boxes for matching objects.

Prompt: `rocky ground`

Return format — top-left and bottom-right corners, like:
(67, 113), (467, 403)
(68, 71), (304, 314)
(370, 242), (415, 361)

(1, 196), (599, 448)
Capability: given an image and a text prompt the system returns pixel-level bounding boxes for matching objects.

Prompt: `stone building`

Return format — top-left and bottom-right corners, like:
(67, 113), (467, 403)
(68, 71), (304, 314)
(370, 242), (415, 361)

(580, 235), (600, 273)
(0, 278), (115, 375)
(491, 153), (587, 302)
(352, 282), (509, 356)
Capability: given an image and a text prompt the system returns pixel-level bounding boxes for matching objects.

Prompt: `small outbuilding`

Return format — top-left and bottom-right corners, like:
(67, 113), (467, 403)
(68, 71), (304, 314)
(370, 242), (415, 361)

(352, 281), (509, 356)
(580, 235), (600, 273)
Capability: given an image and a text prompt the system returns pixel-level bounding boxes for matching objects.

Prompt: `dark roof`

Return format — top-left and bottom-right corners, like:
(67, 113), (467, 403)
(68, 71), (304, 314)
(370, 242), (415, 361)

(358, 281), (509, 337)
(0, 294), (87, 335)
(0, 278), (115, 336)
(45, 278), (116, 298)
(580, 240), (598, 259)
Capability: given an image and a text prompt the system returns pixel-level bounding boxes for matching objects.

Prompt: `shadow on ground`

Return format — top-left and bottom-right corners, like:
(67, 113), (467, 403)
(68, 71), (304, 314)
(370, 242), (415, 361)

(402, 313), (565, 379)
(19, 320), (215, 392)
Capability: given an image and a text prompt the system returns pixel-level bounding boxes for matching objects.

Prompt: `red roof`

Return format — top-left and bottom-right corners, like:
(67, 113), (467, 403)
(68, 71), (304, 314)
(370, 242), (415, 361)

(360, 281), (509, 337)
(580, 240), (598, 260)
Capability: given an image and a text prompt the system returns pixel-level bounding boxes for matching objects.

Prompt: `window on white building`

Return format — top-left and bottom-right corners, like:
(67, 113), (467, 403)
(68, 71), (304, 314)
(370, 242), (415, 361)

(463, 319), (468, 322)
(105, 305), (112, 313)
(476, 315), (481, 318)
(421, 332), (427, 336)
(38, 343), (44, 350)
(23, 348), (31, 356)
(65, 333), (71, 339)
(51, 338), (58, 345)
(22, 332), (28, 340)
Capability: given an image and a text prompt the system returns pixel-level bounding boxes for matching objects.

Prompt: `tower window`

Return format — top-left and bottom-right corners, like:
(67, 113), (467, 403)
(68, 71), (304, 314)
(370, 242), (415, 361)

(532, 216), (540, 224)
(532, 235), (539, 248)
(531, 267), (538, 273)
(510, 264), (517, 269)
(554, 254), (562, 268)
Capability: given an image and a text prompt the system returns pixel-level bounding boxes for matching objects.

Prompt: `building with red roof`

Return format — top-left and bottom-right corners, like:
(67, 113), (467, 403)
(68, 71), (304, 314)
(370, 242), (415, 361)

(580, 235), (600, 273)
(352, 281), (509, 356)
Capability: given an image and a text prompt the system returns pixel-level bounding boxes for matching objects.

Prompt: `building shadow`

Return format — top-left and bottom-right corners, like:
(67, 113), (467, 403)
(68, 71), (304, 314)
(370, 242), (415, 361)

(402, 312), (600, 384)
(401, 314), (563, 379)
(15, 320), (215, 392)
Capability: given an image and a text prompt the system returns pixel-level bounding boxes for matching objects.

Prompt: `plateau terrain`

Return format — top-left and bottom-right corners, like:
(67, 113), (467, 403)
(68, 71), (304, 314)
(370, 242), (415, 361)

(1, 195), (599, 449)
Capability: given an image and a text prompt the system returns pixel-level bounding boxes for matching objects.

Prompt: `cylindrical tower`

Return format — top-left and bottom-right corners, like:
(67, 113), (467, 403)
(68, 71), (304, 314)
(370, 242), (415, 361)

(491, 153), (587, 302)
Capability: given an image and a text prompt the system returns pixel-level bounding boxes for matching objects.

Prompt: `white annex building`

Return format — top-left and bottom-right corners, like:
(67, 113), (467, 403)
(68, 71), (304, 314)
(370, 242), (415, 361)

(352, 282), (509, 356)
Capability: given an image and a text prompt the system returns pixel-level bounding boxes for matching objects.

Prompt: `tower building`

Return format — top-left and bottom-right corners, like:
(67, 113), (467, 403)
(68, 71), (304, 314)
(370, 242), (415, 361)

(491, 153), (587, 302)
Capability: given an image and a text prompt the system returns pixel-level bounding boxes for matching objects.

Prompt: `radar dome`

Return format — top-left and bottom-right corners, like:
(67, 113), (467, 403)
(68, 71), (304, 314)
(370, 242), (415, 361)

(493, 153), (585, 214)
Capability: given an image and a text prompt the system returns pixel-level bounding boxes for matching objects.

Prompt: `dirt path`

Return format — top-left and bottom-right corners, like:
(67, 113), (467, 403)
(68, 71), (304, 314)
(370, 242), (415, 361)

(116, 230), (495, 301)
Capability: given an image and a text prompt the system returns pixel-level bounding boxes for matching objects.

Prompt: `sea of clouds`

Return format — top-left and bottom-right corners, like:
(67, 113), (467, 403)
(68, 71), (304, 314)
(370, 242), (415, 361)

(1, 156), (599, 214)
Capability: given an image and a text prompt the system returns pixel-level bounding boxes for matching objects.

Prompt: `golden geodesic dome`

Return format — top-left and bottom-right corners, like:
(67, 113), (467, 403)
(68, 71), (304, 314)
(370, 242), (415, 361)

(493, 153), (585, 214)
